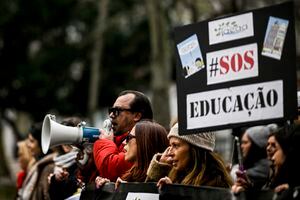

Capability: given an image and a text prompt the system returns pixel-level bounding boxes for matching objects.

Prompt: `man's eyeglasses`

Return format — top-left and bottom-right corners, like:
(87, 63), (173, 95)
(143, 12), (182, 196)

(108, 107), (133, 117)
(126, 134), (136, 143)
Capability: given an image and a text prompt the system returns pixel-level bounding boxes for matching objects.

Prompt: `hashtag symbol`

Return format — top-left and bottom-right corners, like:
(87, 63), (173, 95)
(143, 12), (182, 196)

(209, 57), (219, 77)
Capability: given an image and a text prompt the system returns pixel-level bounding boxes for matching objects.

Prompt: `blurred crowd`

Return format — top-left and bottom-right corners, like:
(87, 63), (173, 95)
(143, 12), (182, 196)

(14, 90), (300, 200)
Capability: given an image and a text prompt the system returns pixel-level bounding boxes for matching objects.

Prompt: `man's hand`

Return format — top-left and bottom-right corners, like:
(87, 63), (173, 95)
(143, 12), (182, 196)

(99, 129), (114, 141)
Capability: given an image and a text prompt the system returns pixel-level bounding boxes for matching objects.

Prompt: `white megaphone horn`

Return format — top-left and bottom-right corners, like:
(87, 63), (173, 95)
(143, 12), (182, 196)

(42, 114), (112, 154)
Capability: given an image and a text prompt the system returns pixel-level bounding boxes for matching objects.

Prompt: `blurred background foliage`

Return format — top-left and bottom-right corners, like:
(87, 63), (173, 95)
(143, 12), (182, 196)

(0, 0), (299, 199)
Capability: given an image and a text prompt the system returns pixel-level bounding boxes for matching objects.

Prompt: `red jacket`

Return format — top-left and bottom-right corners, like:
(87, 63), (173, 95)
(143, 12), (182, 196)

(16, 170), (26, 189)
(93, 133), (133, 181)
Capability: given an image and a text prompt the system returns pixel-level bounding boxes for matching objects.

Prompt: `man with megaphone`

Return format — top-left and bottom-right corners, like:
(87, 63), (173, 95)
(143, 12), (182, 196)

(93, 90), (153, 182)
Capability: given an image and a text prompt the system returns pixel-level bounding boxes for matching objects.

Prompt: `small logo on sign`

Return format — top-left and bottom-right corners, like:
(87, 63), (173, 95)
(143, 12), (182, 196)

(214, 21), (248, 37)
(209, 13), (254, 45)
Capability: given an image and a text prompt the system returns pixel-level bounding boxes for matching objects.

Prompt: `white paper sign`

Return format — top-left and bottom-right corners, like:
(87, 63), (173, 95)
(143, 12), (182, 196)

(186, 80), (283, 129)
(125, 192), (159, 200)
(206, 43), (258, 85)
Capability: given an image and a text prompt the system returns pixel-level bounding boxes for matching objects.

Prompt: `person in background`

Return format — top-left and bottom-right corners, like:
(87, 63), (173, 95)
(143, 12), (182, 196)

(264, 126), (289, 194)
(95, 120), (169, 189)
(93, 90), (153, 182)
(232, 123), (289, 194)
(278, 123), (300, 199)
(17, 121), (57, 200)
(231, 124), (278, 194)
(149, 123), (233, 189)
(48, 116), (84, 200)
(16, 140), (35, 193)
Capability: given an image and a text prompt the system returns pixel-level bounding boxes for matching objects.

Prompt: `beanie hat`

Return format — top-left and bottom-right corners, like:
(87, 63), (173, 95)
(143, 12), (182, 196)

(246, 125), (271, 148)
(167, 123), (215, 151)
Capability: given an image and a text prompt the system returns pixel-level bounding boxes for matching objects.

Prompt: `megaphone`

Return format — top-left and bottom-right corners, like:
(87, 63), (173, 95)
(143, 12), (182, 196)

(42, 114), (112, 154)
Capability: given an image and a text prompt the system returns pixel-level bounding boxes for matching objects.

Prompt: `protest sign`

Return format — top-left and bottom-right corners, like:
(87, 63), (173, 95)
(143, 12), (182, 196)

(174, 1), (297, 134)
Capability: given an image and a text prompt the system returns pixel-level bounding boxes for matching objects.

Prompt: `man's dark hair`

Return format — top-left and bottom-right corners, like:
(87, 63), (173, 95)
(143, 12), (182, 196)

(29, 121), (43, 147)
(118, 90), (153, 120)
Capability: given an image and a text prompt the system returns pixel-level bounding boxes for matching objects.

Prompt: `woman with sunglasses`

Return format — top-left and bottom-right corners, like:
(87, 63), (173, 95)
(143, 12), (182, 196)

(95, 120), (169, 188)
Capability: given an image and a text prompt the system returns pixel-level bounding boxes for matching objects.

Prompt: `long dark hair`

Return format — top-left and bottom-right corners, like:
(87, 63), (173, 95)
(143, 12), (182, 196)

(267, 127), (289, 189)
(121, 120), (168, 182)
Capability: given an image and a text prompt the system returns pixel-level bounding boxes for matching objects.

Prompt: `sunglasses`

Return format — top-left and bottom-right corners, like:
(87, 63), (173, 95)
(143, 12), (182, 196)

(108, 107), (133, 116)
(126, 134), (136, 143)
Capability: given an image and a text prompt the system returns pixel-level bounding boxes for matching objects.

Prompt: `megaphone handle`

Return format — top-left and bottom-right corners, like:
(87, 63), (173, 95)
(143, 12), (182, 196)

(82, 127), (100, 143)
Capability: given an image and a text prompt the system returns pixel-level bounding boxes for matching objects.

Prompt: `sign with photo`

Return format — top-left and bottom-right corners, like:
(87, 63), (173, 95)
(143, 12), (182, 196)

(174, 1), (297, 135)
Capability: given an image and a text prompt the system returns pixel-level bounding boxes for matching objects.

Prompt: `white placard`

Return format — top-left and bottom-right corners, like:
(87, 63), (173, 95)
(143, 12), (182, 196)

(125, 192), (159, 200)
(186, 80), (283, 129)
(206, 43), (258, 85)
